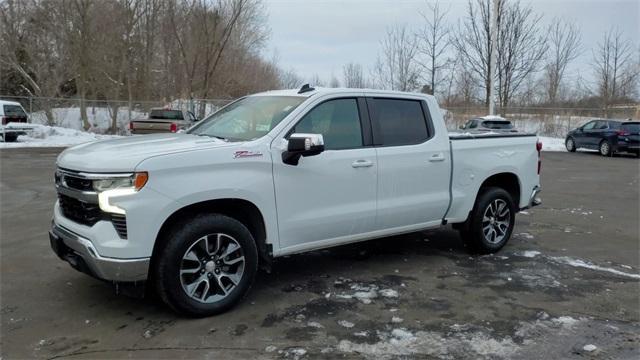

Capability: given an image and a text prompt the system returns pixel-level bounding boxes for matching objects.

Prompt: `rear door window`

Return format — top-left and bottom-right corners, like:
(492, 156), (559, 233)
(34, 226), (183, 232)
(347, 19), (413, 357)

(369, 98), (429, 146)
(621, 123), (640, 133)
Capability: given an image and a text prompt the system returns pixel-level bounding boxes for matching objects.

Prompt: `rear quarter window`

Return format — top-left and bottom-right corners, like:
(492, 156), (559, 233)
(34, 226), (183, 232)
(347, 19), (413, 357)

(149, 110), (184, 120)
(3, 105), (26, 117)
(621, 123), (640, 132)
(370, 98), (429, 146)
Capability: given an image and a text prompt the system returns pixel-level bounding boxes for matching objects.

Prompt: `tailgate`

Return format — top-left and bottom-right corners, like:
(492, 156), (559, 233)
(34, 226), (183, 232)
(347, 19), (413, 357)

(131, 120), (174, 133)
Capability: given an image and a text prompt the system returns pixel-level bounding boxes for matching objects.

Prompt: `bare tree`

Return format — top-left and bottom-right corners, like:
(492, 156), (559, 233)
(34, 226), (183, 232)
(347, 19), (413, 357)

(453, 0), (547, 109)
(373, 24), (420, 91)
(328, 73), (340, 88)
(279, 68), (302, 89)
(342, 62), (365, 88)
(543, 18), (581, 105)
(416, 1), (450, 96)
(592, 27), (639, 108)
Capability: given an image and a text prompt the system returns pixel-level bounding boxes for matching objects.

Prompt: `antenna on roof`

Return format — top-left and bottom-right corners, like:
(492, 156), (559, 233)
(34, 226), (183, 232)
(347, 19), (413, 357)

(298, 83), (315, 94)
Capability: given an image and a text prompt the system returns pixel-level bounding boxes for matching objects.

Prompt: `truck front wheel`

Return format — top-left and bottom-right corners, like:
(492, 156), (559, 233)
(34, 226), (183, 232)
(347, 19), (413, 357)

(154, 214), (258, 317)
(459, 187), (516, 254)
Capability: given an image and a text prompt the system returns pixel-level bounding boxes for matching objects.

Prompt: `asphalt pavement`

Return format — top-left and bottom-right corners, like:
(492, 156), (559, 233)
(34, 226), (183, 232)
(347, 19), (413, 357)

(1, 148), (638, 359)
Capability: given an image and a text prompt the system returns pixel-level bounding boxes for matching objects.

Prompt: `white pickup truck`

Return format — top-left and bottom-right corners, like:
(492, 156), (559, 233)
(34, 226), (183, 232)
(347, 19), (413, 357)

(50, 86), (542, 316)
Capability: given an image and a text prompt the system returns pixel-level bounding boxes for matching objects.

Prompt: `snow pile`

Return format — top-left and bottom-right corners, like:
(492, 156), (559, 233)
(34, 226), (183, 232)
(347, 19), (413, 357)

(30, 107), (145, 132)
(1, 124), (120, 148)
(537, 136), (566, 152)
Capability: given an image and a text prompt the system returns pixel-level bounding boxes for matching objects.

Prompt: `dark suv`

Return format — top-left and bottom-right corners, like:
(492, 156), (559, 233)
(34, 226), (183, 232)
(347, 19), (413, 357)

(565, 119), (639, 157)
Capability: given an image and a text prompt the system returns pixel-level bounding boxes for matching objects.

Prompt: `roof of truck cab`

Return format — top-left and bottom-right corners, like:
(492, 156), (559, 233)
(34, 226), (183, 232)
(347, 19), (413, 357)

(251, 87), (434, 99)
(0, 100), (23, 106)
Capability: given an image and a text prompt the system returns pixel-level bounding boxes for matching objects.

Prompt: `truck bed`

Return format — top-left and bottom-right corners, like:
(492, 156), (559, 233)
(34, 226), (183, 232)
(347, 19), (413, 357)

(445, 132), (540, 223)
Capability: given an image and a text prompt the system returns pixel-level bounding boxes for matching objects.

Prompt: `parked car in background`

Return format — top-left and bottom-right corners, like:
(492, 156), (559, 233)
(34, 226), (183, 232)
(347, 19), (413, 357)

(50, 86), (542, 316)
(460, 116), (517, 132)
(129, 108), (198, 134)
(615, 121), (639, 156)
(565, 119), (639, 156)
(0, 100), (31, 142)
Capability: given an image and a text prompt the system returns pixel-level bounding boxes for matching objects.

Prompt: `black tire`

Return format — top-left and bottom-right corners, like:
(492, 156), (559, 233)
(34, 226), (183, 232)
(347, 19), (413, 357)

(599, 140), (612, 157)
(2, 133), (18, 142)
(565, 137), (576, 152)
(154, 214), (258, 317)
(459, 187), (516, 254)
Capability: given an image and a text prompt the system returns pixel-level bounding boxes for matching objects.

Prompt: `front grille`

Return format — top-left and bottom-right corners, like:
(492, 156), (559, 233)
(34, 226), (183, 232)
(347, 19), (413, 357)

(63, 175), (93, 191)
(58, 193), (102, 226)
(111, 214), (128, 239)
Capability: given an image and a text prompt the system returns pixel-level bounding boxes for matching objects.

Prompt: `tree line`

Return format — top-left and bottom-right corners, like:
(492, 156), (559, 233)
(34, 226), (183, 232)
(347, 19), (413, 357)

(356, 0), (639, 112)
(1, 0), (638, 132)
(0, 0), (282, 130)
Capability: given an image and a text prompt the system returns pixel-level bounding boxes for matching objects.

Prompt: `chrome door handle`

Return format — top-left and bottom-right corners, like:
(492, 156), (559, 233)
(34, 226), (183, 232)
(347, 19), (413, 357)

(352, 160), (373, 168)
(429, 153), (445, 162)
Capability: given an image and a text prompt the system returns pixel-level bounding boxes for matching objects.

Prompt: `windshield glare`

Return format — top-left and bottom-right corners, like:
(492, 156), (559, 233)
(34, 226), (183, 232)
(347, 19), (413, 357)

(188, 96), (306, 141)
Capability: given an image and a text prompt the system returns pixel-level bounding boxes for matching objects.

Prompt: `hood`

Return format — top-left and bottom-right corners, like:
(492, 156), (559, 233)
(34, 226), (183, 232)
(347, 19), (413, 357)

(57, 133), (235, 172)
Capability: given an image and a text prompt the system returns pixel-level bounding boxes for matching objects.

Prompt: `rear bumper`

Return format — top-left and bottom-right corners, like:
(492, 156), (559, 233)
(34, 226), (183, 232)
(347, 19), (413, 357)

(49, 222), (149, 282)
(521, 185), (542, 210)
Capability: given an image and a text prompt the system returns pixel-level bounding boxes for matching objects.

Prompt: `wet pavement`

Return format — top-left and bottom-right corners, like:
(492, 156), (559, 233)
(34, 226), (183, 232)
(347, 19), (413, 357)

(1, 148), (638, 359)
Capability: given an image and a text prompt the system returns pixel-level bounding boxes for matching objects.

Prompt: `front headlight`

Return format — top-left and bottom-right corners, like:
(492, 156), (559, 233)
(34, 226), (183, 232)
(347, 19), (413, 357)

(96, 172), (148, 214)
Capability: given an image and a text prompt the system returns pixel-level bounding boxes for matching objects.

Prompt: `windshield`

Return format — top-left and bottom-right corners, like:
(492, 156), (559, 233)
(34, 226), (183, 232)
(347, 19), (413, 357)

(188, 96), (306, 141)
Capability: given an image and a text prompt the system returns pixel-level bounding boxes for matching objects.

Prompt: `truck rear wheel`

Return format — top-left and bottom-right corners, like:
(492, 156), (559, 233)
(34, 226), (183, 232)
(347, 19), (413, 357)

(154, 214), (258, 317)
(459, 187), (516, 254)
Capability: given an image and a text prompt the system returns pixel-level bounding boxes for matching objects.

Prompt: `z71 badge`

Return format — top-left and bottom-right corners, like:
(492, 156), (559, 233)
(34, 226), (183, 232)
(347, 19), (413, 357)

(233, 150), (263, 159)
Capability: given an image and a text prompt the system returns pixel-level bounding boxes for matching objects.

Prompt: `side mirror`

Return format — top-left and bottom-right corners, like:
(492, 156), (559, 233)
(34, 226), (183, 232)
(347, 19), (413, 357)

(282, 133), (325, 165)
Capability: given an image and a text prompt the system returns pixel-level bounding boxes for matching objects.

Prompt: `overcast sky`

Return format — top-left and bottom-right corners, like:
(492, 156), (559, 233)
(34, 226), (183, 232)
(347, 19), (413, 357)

(264, 0), (639, 85)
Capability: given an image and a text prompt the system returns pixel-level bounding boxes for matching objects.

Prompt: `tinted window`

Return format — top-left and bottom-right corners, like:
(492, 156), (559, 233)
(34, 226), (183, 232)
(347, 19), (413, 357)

(293, 98), (362, 150)
(150, 110), (184, 120)
(3, 105), (26, 117)
(595, 121), (608, 130)
(371, 98), (429, 146)
(621, 123), (640, 132)
(483, 121), (513, 129)
(468, 120), (478, 129)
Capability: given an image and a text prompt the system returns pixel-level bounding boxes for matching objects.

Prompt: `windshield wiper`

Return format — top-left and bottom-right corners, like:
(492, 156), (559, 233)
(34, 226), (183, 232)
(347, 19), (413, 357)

(194, 133), (229, 141)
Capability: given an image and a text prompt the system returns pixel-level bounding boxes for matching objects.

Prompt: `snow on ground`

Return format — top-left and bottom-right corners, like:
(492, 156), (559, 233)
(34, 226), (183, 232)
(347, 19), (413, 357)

(0, 124), (120, 148)
(29, 107), (145, 133)
(538, 136), (566, 152)
(516, 250), (640, 280)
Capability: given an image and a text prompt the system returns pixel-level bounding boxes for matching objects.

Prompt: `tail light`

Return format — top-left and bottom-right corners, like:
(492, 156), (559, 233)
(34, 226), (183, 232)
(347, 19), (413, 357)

(617, 130), (630, 136)
(1, 116), (6, 125)
(128, 122), (134, 130)
(536, 140), (542, 175)
(169, 123), (177, 132)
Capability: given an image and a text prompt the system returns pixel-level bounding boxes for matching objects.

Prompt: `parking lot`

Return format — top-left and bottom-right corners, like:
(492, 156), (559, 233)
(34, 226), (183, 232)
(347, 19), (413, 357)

(1, 148), (638, 359)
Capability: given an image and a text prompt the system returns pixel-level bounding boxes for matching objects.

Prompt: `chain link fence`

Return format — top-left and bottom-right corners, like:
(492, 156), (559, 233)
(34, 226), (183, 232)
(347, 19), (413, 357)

(2, 94), (637, 138)
(443, 105), (638, 138)
(1, 95), (233, 135)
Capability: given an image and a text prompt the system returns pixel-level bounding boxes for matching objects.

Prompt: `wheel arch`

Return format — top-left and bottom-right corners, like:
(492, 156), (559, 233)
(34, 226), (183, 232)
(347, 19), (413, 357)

(150, 198), (271, 277)
(477, 172), (521, 206)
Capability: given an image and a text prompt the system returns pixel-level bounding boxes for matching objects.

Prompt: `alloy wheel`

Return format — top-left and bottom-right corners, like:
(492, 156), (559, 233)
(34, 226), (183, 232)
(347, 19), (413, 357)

(482, 199), (511, 244)
(179, 233), (245, 303)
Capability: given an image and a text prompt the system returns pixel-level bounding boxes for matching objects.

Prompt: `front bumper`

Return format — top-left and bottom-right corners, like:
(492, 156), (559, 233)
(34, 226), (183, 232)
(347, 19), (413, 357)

(49, 222), (149, 282)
